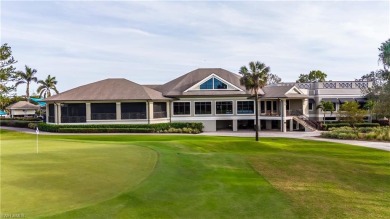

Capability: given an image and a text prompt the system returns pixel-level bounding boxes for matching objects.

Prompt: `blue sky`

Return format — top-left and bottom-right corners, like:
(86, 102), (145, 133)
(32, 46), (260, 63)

(2, 0), (389, 95)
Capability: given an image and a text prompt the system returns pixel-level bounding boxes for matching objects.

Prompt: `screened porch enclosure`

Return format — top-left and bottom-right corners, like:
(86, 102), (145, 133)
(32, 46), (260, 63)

(91, 103), (116, 120)
(121, 102), (147, 119)
(61, 103), (86, 123)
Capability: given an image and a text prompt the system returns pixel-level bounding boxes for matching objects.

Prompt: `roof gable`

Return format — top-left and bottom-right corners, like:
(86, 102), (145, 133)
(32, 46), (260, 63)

(261, 85), (307, 98)
(6, 101), (40, 110)
(184, 73), (243, 92)
(156, 68), (249, 96)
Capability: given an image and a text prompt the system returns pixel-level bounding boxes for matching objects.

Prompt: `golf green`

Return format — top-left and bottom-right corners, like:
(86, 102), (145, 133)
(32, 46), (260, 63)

(1, 129), (389, 218)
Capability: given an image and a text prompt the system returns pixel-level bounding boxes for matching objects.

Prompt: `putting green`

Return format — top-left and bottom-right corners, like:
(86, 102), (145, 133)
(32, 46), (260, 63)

(0, 131), (157, 218)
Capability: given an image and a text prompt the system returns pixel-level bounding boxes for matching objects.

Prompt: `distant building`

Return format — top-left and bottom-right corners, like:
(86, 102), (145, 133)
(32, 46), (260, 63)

(6, 101), (40, 118)
(44, 68), (371, 132)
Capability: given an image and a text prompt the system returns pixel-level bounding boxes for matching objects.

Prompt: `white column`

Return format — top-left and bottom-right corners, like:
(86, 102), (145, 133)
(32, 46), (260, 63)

(290, 119), (294, 131)
(282, 99), (287, 132)
(86, 103), (91, 121)
(233, 119), (238, 132)
(148, 102), (154, 121)
(166, 102), (170, 119)
(116, 102), (121, 120)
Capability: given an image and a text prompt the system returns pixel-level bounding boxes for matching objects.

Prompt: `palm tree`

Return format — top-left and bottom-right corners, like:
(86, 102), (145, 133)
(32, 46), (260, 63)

(316, 101), (335, 124)
(15, 65), (38, 99)
(37, 75), (59, 98)
(239, 61), (270, 141)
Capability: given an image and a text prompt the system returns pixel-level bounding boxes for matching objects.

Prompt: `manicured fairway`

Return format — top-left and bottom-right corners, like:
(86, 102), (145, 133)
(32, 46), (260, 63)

(1, 130), (389, 218)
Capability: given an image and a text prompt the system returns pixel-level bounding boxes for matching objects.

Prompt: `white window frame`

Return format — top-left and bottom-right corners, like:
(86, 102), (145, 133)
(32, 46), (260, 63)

(236, 100), (255, 115)
(194, 101), (212, 115)
(215, 101), (234, 115)
(172, 101), (191, 116)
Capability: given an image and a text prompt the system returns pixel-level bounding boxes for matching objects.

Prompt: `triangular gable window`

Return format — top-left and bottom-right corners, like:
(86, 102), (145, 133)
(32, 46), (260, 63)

(200, 77), (228, 90)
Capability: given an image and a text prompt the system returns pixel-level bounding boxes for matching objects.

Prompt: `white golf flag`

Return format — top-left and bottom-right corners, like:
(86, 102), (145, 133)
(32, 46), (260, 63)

(36, 127), (39, 135)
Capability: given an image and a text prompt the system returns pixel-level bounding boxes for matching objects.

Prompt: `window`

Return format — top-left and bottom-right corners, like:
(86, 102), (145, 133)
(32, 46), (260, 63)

(286, 100), (290, 111)
(199, 77), (228, 90)
(195, 102), (211, 114)
(272, 101), (278, 112)
(48, 104), (55, 123)
(200, 78), (213, 89)
(237, 101), (254, 114)
(91, 103), (116, 120)
(308, 102), (313, 111)
(260, 101), (265, 113)
(333, 103), (337, 111)
(216, 101), (233, 114)
(61, 103), (87, 123)
(173, 102), (190, 115)
(153, 102), (167, 118)
(121, 102), (146, 119)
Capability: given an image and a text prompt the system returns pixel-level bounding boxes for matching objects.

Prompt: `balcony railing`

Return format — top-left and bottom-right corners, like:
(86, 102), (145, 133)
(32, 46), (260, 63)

(91, 113), (116, 120)
(153, 111), (167, 119)
(121, 112), (147, 120)
(61, 116), (86, 123)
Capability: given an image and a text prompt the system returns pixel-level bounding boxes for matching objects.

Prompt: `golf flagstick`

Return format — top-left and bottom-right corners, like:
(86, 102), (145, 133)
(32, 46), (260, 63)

(36, 127), (39, 154)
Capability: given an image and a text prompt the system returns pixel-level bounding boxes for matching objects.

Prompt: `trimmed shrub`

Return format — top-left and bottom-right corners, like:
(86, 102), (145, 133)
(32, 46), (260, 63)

(323, 123), (350, 130)
(37, 122), (203, 134)
(354, 123), (380, 128)
(0, 120), (41, 128)
(322, 126), (390, 142)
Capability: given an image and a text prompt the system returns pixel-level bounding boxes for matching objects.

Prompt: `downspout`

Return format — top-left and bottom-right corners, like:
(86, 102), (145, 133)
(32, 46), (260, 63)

(147, 100), (150, 124)
(280, 99), (284, 132)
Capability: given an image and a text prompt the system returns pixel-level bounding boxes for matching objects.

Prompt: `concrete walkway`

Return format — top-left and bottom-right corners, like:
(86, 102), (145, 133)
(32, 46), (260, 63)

(1, 126), (389, 152)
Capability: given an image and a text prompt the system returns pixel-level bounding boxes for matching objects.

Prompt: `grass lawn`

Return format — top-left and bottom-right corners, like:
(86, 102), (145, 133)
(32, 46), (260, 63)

(1, 130), (389, 218)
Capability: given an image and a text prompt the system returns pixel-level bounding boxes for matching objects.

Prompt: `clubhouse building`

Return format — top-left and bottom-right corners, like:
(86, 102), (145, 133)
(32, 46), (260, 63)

(44, 68), (371, 132)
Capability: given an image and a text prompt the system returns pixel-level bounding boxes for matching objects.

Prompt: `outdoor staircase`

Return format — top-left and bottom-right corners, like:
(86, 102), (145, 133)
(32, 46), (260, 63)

(293, 115), (319, 132)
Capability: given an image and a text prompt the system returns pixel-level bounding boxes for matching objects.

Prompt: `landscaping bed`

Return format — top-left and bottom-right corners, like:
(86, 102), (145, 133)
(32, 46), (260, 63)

(321, 126), (390, 141)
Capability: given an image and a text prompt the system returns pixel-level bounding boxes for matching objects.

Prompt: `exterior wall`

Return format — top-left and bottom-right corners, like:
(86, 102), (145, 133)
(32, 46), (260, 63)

(10, 109), (36, 117)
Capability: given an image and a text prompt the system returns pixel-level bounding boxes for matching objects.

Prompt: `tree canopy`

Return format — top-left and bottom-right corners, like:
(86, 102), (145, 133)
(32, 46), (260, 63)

(296, 70), (327, 83)
(239, 61), (270, 141)
(338, 101), (366, 127)
(15, 65), (38, 99)
(0, 43), (17, 95)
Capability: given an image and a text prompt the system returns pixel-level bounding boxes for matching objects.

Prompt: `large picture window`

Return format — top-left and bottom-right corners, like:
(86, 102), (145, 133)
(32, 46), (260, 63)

(237, 101), (254, 114)
(195, 102), (211, 114)
(173, 102), (190, 115)
(199, 77), (228, 90)
(48, 104), (55, 123)
(216, 101), (233, 114)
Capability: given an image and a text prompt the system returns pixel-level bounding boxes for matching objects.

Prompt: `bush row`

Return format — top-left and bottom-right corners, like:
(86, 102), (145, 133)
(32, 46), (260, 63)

(0, 120), (41, 128)
(321, 126), (390, 141)
(372, 119), (390, 126)
(0, 117), (42, 121)
(322, 123), (380, 130)
(36, 122), (203, 134)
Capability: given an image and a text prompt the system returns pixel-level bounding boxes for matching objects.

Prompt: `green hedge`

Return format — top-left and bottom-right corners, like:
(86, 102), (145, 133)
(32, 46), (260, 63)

(321, 126), (390, 141)
(323, 123), (380, 130)
(58, 128), (154, 133)
(37, 122), (203, 134)
(0, 120), (41, 128)
(1, 117), (41, 121)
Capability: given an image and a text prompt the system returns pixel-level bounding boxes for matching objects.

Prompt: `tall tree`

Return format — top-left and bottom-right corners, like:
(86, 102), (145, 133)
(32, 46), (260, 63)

(316, 101), (334, 124)
(0, 43), (17, 94)
(37, 75), (59, 98)
(239, 61), (270, 141)
(15, 65), (38, 99)
(296, 70), (327, 83)
(338, 101), (366, 127)
(378, 38), (390, 70)
(364, 99), (375, 122)
(267, 73), (282, 85)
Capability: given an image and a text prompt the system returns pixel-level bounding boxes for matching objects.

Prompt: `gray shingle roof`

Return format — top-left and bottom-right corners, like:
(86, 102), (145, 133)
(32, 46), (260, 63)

(261, 85), (307, 98)
(45, 78), (170, 102)
(6, 101), (40, 110)
(155, 68), (251, 96)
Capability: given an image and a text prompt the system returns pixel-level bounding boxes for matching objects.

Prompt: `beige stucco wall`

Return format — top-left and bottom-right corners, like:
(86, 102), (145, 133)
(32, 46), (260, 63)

(10, 109), (36, 116)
